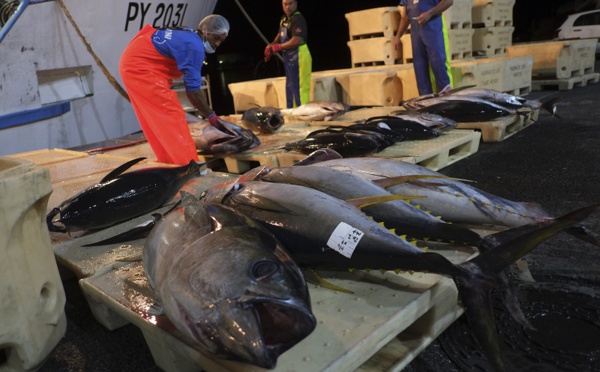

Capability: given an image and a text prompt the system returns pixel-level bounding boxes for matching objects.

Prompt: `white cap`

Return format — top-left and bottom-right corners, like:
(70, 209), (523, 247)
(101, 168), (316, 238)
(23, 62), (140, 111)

(198, 14), (230, 35)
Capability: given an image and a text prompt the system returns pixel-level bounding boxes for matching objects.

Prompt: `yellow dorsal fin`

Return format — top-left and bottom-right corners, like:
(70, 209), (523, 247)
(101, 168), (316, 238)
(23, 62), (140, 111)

(372, 175), (473, 188)
(345, 194), (426, 209)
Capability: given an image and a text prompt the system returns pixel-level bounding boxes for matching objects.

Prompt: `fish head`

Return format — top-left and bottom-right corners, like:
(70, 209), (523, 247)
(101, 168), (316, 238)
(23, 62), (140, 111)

(191, 121), (261, 155)
(163, 208), (315, 368)
(242, 106), (285, 134)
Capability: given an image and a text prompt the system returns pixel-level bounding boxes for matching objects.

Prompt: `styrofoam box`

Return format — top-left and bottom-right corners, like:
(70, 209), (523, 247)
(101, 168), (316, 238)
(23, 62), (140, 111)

(336, 69), (403, 106)
(0, 157), (67, 371)
(448, 28), (475, 60)
(347, 37), (403, 67)
(499, 55), (533, 92)
(451, 57), (507, 90)
(228, 78), (281, 112)
(472, 26), (515, 56)
(472, 0), (515, 27)
(443, 0), (475, 29)
(506, 39), (598, 79)
(345, 7), (400, 40)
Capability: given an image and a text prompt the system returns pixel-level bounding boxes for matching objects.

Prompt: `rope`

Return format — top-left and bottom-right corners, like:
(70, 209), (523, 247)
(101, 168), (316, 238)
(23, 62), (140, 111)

(233, 0), (283, 62)
(56, 0), (130, 101)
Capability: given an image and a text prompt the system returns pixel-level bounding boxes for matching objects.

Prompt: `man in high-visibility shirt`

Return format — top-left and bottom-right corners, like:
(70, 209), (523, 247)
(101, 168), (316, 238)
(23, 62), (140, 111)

(264, 0), (312, 108)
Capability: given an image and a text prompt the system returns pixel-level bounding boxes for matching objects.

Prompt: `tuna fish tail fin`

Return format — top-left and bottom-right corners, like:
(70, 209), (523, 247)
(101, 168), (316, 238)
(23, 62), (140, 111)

(539, 93), (562, 119)
(565, 224), (600, 247)
(450, 203), (600, 371)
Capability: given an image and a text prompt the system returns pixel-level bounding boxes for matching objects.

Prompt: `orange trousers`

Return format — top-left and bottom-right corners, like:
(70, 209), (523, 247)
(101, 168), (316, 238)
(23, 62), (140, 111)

(119, 25), (199, 165)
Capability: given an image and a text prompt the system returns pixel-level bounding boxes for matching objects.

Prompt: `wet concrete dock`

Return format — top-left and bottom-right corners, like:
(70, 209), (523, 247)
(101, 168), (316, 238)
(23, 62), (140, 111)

(39, 71), (600, 371)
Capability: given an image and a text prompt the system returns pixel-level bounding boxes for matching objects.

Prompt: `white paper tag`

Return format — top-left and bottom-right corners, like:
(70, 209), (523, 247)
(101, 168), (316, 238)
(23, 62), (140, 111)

(326, 222), (364, 258)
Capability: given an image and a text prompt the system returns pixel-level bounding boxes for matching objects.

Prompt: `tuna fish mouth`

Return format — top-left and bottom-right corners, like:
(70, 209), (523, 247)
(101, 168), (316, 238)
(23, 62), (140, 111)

(252, 299), (317, 367)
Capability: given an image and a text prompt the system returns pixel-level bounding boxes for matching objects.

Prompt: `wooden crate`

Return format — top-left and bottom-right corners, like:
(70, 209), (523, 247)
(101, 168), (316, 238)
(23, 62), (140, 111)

(506, 39), (598, 79)
(345, 6), (400, 40)
(472, 26), (514, 56)
(472, 0), (515, 27)
(347, 37), (403, 67)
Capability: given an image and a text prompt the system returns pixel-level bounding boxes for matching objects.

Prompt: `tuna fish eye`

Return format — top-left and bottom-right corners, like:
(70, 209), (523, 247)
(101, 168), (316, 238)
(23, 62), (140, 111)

(250, 260), (279, 280)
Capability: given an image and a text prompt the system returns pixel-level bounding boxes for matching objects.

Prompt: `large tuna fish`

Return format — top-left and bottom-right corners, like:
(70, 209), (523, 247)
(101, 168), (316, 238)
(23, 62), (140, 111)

(199, 180), (599, 372)
(306, 157), (600, 247)
(280, 101), (349, 121)
(256, 165), (485, 247)
(143, 192), (316, 369)
(46, 157), (202, 233)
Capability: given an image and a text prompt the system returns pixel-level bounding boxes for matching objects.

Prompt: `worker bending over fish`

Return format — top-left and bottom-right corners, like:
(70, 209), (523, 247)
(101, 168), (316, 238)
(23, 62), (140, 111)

(119, 15), (229, 165)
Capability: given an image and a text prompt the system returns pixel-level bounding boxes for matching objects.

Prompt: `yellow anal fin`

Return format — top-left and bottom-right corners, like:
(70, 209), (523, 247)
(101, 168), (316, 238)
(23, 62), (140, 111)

(303, 268), (354, 294)
(345, 194), (426, 209)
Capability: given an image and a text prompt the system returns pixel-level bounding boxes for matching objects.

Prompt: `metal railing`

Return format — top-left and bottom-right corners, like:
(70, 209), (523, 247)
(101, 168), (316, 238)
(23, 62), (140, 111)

(0, 0), (28, 43)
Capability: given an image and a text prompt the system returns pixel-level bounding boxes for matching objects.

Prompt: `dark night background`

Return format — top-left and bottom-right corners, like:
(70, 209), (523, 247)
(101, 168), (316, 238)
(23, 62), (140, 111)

(205, 0), (598, 114)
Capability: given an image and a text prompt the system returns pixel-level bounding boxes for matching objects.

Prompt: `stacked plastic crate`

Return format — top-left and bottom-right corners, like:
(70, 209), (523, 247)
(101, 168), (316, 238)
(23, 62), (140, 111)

(471, 0), (516, 57)
(344, 7), (403, 67)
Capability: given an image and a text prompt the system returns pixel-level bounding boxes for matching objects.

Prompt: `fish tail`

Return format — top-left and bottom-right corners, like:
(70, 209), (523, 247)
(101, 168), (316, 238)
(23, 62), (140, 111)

(565, 224), (600, 248)
(46, 208), (66, 233)
(450, 203), (600, 371)
(540, 93), (561, 119)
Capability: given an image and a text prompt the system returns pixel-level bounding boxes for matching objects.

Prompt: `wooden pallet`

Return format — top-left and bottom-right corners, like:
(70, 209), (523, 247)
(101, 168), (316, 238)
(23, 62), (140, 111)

(53, 223), (475, 372)
(532, 72), (600, 91)
(455, 111), (538, 142)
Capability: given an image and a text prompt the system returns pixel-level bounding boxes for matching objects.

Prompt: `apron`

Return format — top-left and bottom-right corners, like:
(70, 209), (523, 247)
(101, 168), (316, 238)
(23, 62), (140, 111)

(119, 24), (199, 165)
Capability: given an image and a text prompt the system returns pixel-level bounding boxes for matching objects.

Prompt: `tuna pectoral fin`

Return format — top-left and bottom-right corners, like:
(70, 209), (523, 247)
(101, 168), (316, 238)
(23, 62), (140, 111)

(302, 268), (354, 294)
(345, 194), (425, 209)
(372, 175), (472, 188)
(81, 213), (162, 247)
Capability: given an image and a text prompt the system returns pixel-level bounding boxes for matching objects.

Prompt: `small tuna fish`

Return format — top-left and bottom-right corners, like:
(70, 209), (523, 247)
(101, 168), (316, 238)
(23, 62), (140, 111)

(190, 119), (260, 155)
(46, 158), (202, 233)
(280, 101), (349, 121)
(143, 192), (316, 369)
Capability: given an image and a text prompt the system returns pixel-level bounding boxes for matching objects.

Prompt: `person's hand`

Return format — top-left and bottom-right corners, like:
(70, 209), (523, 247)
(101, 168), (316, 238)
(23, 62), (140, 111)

(264, 44), (273, 62)
(207, 111), (223, 129)
(394, 37), (401, 51)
